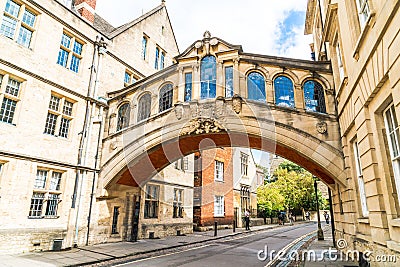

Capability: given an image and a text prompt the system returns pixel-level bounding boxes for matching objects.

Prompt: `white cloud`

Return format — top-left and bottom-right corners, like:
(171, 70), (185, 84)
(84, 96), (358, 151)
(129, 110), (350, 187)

(96, 0), (311, 59)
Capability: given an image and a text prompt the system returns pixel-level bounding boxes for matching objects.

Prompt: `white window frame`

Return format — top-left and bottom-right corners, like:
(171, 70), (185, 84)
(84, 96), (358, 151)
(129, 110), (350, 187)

(214, 195), (224, 217)
(44, 93), (74, 138)
(0, 0), (38, 48)
(29, 168), (63, 218)
(356, 0), (370, 28)
(384, 104), (400, 205)
(0, 73), (23, 125)
(215, 160), (224, 181)
(241, 152), (249, 176)
(336, 41), (345, 81)
(353, 141), (369, 217)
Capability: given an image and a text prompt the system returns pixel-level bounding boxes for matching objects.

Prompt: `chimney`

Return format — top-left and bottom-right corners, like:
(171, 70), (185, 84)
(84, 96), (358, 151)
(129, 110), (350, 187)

(74, 0), (96, 24)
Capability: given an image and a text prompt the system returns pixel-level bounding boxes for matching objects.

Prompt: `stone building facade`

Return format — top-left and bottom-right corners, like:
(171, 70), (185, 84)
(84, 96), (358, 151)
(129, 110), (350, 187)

(306, 0), (400, 263)
(0, 0), (179, 254)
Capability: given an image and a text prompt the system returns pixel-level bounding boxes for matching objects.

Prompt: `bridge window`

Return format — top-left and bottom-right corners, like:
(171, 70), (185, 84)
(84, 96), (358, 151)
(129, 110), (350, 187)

(185, 73), (192, 102)
(247, 72), (266, 102)
(200, 56), (216, 99)
(137, 93), (151, 122)
(303, 80), (326, 113)
(159, 84), (173, 112)
(116, 103), (130, 131)
(274, 76), (294, 108)
(225, 66), (233, 97)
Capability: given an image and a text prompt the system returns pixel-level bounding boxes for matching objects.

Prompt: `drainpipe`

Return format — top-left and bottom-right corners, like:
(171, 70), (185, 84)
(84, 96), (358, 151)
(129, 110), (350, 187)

(73, 36), (104, 247)
(86, 41), (107, 245)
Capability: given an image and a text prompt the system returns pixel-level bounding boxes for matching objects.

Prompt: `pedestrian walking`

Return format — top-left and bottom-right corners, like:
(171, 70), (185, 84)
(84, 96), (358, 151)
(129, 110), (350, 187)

(244, 209), (251, 230)
(305, 211), (310, 221)
(289, 212), (294, 225)
(324, 211), (330, 224)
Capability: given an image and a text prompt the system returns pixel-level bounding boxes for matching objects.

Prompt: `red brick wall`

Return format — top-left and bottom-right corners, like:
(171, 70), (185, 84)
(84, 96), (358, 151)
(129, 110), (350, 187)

(74, 0), (96, 23)
(197, 148), (234, 226)
(74, 0), (97, 9)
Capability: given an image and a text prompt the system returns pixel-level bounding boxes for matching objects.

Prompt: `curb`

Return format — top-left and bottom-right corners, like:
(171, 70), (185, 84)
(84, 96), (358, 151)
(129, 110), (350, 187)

(68, 222), (311, 267)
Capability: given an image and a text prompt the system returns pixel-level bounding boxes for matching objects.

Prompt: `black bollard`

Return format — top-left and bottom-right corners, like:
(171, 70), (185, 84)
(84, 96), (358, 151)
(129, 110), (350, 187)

(233, 220), (236, 233)
(214, 221), (218, 236)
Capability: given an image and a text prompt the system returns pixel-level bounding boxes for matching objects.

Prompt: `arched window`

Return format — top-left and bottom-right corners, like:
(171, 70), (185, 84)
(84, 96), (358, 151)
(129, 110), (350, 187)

(247, 72), (266, 102)
(200, 56), (216, 99)
(159, 83), (173, 112)
(303, 80), (326, 113)
(274, 76), (294, 108)
(116, 103), (130, 131)
(137, 93), (151, 122)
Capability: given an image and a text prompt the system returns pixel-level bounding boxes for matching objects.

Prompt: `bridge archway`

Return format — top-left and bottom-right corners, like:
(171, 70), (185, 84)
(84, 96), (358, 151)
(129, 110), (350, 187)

(99, 98), (345, 196)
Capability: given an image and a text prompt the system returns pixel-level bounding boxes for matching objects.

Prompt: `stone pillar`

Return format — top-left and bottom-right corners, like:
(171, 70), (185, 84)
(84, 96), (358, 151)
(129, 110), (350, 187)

(233, 58), (240, 96)
(294, 84), (304, 110)
(266, 80), (274, 104)
(216, 60), (224, 97)
(192, 63), (200, 100)
(178, 67), (184, 102)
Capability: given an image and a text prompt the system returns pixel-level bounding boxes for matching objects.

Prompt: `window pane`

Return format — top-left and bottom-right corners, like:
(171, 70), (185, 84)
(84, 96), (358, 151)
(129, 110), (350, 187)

(22, 9), (36, 27)
(247, 72), (266, 102)
(57, 49), (69, 67)
(137, 93), (151, 122)
(303, 81), (326, 113)
(200, 56), (216, 99)
(117, 103), (130, 131)
(49, 95), (60, 111)
(49, 172), (62, 191)
(225, 66), (233, 98)
(5, 78), (20, 96)
(34, 170), (47, 189)
(29, 192), (44, 217)
(63, 100), (73, 116)
(142, 36), (147, 60)
(160, 52), (165, 70)
(124, 72), (131, 84)
(44, 113), (58, 135)
(45, 194), (60, 216)
(0, 97), (17, 124)
(16, 26), (32, 47)
(60, 33), (71, 48)
(59, 117), (70, 138)
(0, 15), (17, 39)
(274, 76), (294, 108)
(159, 84), (173, 112)
(184, 73), (192, 102)
(5, 0), (20, 17)
(69, 55), (80, 73)
(73, 41), (83, 55)
(155, 47), (159, 69)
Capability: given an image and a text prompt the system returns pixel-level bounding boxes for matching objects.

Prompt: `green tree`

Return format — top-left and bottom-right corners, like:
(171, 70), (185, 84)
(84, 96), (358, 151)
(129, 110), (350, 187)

(257, 183), (285, 217)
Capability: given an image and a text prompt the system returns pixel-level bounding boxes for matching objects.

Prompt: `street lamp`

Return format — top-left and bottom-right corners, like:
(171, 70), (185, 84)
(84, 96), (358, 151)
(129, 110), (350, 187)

(313, 176), (324, 240)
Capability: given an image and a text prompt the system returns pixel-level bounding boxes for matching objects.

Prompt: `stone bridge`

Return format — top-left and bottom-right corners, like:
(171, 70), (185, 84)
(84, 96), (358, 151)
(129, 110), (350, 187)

(98, 33), (345, 197)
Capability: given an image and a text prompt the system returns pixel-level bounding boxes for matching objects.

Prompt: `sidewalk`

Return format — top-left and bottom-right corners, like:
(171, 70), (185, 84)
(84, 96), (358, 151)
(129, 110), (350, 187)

(1, 222), (299, 267)
(301, 223), (358, 267)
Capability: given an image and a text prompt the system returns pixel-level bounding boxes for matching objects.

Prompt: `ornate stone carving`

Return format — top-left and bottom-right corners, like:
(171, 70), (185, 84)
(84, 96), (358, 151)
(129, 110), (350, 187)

(174, 103), (183, 120)
(232, 94), (242, 114)
(203, 30), (211, 38)
(180, 118), (226, 136)
(215, 97), (225, 118)
(316, 121), (328, 134)
(110, 141), (118, 150)
(198, 104), (213, 118)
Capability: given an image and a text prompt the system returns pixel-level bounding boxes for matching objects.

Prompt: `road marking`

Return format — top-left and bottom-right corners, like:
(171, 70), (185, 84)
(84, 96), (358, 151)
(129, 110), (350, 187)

(114, 244), (212, 266)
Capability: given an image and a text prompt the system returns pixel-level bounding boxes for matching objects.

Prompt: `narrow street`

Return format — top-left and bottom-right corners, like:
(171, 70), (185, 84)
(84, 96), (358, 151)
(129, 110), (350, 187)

(118, 223), (317, 267)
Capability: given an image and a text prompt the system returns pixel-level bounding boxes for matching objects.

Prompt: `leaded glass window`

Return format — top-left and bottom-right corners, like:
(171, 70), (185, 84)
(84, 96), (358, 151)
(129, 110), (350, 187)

(356, 0), (370, 28)
(215, 161), (224, 181)
(142, 36), (147, 60)
(303, 80), (326, 113)
(160, 52), (165, 70)
(247, 72), (266, 102)
(159, 84), (173, 112)
(185, 73), (192, 102)
(200, 56), (216, 99)
(0, 75), (21, 124)
(173, 189), (183, 218)
(214, 196), (224, 217)
(137, 93), (151, 122)
(34, 170), (47, 189)
(57, 33), (84, 73)
(29, 192), (44, 217)
(274, 76), (295, 108)
(116, 103), (130, 131)
(144, 185), (159, 218)
(225, 66), (233, 98)
(45, 194), (60, 216)
(49, 172), (62, 191)
(155, 47), (160, 70)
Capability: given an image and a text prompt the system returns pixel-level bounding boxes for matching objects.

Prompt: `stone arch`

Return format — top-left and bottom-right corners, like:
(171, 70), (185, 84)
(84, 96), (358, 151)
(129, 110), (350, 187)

(271, 69), (299, 85)
(98, 101), (345, 196)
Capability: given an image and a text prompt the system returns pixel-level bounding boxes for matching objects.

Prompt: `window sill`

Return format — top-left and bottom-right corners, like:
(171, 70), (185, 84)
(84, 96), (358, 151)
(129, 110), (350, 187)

(357, 217), (370, 224)
(353, 12), (376, 60)
(214, 215), (225, 218)
(214, 179), (224, 183)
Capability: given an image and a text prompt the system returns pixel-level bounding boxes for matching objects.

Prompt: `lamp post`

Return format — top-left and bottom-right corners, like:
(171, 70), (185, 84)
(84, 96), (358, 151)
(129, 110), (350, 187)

(313, 177), (324, 240)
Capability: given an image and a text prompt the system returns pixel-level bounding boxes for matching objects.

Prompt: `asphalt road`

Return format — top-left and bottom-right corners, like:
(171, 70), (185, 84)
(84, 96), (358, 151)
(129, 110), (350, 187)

(117, 223), (317, 267)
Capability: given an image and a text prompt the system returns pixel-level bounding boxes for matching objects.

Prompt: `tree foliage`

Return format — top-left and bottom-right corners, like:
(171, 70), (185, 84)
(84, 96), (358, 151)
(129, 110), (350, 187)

(257, 160), (329, 216)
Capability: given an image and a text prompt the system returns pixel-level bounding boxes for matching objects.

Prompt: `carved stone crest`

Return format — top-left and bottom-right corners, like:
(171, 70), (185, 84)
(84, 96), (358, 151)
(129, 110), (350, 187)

(180, 118), (226, 136)
(316, 121), (328, 134)
(232, 94), (242, 114)
(174, 103), (183, 120)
